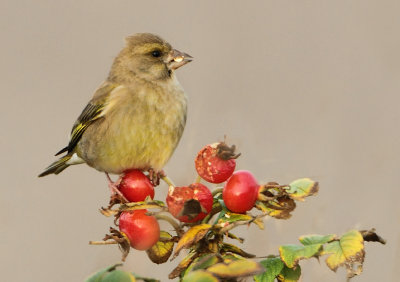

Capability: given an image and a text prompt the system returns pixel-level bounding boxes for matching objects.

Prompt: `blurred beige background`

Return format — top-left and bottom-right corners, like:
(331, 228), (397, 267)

(1, 0), (399, 281)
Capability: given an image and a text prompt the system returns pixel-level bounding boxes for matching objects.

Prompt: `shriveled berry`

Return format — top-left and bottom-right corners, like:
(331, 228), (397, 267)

(166, 183), (213, 223)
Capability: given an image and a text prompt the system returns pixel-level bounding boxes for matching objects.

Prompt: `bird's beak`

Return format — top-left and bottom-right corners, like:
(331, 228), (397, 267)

(166, 49), (193, 70)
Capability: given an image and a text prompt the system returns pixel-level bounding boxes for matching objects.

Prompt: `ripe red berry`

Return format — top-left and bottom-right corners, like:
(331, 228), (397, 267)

(119, 210), (160, 250)
(118, 169), (155, 202)
(166, 183), (213, 223)
(222, 170), (259, 213)
(195, 142), (240, 184)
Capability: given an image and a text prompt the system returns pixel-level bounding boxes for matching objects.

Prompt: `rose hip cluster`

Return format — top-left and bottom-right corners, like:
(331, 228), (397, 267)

(117, 170), (160, 251)
(194, 142), (259, 214)
(116, 141), (260, 252)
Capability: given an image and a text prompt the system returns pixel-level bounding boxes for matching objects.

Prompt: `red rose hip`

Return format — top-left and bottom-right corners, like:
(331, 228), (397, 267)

(195, 142), (240, 184)
(118, 169), (154, 202)
(222, 170), (259, 213)
(119, 210), (160, 250)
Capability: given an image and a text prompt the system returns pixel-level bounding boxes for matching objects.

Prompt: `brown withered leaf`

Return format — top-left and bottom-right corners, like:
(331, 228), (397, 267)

(258, 182), (281, 195)
(108, 193), (127, 208)
(359, 228), (386, 245)
(100, 207), (117, 217)
(263, 196), (297, 219)
(102, 227), (131, 262)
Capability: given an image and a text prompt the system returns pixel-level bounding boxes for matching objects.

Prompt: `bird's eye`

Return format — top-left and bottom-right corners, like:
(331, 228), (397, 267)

(151, 50), (161, 57)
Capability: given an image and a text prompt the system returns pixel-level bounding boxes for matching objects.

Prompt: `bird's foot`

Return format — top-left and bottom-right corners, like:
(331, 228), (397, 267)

(148, 169), (166, 186)
(105, 173), (128, 205)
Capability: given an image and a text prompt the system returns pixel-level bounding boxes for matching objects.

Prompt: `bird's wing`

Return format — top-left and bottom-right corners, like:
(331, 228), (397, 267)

(55, 82), (118, 156)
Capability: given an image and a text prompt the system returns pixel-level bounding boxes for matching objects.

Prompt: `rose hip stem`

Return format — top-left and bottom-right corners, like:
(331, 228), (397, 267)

(161, 175), (175, 188)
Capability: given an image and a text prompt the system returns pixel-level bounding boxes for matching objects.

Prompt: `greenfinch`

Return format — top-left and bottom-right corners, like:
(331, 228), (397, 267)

(39, 33), (192, 180)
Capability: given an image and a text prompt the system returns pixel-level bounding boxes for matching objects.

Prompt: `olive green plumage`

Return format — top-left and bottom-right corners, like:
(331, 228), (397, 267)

(39, 33), (192, 177)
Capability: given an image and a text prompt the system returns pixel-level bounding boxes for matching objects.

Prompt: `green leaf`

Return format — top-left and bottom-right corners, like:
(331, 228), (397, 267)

(130, 273), (159, 282)
(278, 265), (301, 282)
(286, 178), (319, 201)
(101, 270), (136, 282)
(181, 270), (218, 282)
(322, 230), (365, 272)
(85, 269), (108, 282)
(146, 231), (174, 264)
(279, 244), (322, 268)
(85, 264), (123, 282)
(169, 251), (199, 279)
(254, 257), (284, 282)
(85, 264), (158, 282)
(191, 254), (222, 271)
(173, 224), (211, 259)
(299, 234), (337, 245)
(207, 259), (264, 278)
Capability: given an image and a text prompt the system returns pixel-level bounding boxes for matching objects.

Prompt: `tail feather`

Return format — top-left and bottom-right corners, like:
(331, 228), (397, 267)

(38, 155), (72, 177)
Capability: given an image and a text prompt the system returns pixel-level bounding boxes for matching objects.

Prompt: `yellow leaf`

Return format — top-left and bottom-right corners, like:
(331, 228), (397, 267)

(173, 224), (212, 259)
(182, 270), (218, 282)
(207, 259), (264, 278)
(146, 231), (174, 264)
(253, 217), (265, 229)
(219, 212), (252, 223)
(221, 243), (255, 258)
(322, 230), (365, 272)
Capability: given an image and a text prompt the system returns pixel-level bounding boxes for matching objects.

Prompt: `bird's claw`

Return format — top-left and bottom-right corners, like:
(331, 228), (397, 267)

(148, 169), (165, 186)
(106, 173), (128, 204)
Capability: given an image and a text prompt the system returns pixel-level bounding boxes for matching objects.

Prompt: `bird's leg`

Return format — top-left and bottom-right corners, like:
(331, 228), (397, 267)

(105, 172), (128, 203)
(148, 169), (168, 186)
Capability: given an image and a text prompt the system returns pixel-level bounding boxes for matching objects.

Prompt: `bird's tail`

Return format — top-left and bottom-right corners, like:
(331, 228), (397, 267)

(38, 155), (72, 177)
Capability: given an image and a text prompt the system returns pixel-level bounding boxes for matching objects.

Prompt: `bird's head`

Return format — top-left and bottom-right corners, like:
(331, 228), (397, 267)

(109, 33), (192, 82)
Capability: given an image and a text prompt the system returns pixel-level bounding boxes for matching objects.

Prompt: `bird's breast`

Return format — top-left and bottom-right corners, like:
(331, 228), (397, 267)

(78, 80), (187, 174)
